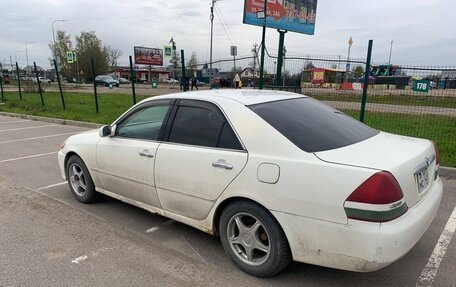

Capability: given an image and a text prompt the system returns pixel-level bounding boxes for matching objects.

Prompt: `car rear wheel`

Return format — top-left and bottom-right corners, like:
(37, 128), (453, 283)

(219, 201), (291, 277)
(66, 155), (98, 203)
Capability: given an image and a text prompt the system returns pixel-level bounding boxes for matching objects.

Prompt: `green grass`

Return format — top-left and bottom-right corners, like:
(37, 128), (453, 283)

(0, 91), (151, 125)
(1, 91), (455, 167)
(343, 110), (456, 167)
(309, 93), (456, 109)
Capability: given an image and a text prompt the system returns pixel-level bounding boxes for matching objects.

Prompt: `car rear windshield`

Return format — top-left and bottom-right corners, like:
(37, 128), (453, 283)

(249, 97), (379, 152)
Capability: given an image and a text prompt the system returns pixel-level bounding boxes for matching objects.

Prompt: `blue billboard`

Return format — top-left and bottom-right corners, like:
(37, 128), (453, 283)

(243, 0), (317, 35)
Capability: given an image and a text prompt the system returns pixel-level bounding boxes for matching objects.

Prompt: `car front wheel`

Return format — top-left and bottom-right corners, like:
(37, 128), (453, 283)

(219, 201), (291, 277)
(66, 155), (98, 203)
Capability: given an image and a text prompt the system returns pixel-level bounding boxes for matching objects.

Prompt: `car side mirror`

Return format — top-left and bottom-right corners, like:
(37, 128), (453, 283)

(99, 125), (113, 137)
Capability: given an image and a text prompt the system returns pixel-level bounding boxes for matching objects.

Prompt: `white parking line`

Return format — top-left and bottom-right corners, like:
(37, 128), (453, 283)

(71, 255), (88, 264)
(146, 219), (175, 233)
(36, 181), (67, 191)
(416, 206), (456, 287)
(0, 132), (76, 145)
(0, 151), (58, 164)
(0, 124), (56, 132)
(0, 120), (31, 124)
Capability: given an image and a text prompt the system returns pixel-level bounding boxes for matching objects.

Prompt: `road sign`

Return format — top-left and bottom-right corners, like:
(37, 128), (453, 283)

(413, 80), (430, 93)
(230, 46), (237, 57)
(164, 45), (173, 58)
(66, 52), (74, 64)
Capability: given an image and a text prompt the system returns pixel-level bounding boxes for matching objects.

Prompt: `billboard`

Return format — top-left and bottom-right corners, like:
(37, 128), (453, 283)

(134, 46), (163, 66)
(243, 0), (317, 35)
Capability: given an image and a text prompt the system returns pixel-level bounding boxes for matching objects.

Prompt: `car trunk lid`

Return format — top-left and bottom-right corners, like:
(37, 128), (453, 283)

(315, 132), (438, 208)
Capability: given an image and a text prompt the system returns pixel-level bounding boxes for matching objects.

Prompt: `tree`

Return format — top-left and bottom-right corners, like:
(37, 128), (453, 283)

(106, 45), (123, 69)
(48, 30), (73, 79)
(304, 61), (315, 70)
(186, 52), (198, 77)
(75, 31), (109, 81)
(352, 65), (365, 78)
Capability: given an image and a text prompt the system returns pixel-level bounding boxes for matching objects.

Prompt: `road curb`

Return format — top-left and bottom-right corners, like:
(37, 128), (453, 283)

(0, 112), (102, 129)
(0, 111), (456, 179)
(440, 167), (456, 180)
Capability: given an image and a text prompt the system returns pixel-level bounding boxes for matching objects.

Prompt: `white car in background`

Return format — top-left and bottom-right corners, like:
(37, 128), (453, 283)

(165, 78), (179, 84)
(32, 77), (51, 83)
(58, 90), (442, 277)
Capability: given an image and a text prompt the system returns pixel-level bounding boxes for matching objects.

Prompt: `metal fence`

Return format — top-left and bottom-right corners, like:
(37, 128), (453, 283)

(1, 51), (455, 166)
(187, 51), (456, 167)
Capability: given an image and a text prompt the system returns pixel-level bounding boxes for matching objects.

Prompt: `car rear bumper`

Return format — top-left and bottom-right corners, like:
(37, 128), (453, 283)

(272, 177), (443, 272)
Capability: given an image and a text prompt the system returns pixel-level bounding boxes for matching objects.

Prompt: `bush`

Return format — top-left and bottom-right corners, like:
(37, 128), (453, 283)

(22, 80), (46, 93)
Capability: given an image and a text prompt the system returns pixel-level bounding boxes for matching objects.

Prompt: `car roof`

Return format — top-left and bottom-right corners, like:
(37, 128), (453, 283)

(144, 89), (306, 106)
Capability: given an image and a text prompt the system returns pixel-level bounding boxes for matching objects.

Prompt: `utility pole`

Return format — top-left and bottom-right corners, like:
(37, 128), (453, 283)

(252, 43), (259, 80)
(209, 0), (217, 89)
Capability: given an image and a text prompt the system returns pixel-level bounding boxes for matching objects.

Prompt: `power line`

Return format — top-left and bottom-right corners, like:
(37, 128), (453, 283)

(214, 5), (240, 47)
(213, 6), (235, 46)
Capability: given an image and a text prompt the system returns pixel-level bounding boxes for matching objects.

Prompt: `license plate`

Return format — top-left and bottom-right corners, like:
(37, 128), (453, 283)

(415, 167), (430, 193)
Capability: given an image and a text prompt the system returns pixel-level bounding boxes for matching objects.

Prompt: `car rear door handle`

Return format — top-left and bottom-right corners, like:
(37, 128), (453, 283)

(212, 161), (233, 170)
(139, 150), (154, 158)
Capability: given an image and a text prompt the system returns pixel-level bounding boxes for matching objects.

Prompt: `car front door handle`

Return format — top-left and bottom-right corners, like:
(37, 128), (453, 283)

(212, 161), (233, 170)
(139, 150), (154, 158)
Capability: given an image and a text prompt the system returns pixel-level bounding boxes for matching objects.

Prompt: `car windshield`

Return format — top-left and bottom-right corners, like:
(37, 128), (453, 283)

(249, 97), (379, 152)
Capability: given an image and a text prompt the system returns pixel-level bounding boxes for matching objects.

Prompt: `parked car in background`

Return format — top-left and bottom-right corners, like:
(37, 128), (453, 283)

(195, 79), (206, 87)
(0, 74), (10, 84)
(212, 77), (232, 88)
(95, 75), (119, 87)
(117, 77), (131, 84)
(165, 78), (179, 84)
(38, 77), (51, 84)
(58, 90), (442, 277)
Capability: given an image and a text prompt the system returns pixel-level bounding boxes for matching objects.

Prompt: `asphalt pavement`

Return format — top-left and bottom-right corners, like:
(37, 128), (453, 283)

(0, 115), (455, 287)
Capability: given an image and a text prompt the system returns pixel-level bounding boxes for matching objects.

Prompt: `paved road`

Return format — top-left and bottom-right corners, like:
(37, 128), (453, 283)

(0, 115), (455, 286)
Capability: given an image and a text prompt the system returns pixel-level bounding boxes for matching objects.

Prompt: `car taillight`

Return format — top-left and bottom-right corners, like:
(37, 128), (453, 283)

(344, 172), (408, 222)
(432, 141), (440, 166)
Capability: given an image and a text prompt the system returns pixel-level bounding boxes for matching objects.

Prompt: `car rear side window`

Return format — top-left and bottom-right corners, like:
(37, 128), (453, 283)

(249, 97), (379, 152)
(168, 106), (243, 150)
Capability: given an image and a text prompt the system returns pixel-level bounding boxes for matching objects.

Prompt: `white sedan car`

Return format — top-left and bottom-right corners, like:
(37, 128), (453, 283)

(165, 78), (179, 84)
(58, 90), (443, 277)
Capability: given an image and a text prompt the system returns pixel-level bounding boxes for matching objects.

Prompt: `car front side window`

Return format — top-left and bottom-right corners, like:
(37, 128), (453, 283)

(115, 104), (170, 141)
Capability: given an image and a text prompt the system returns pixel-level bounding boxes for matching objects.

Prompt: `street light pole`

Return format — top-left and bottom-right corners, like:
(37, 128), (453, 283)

(388, 40), (393, 65)
(209, 0), (216, 89)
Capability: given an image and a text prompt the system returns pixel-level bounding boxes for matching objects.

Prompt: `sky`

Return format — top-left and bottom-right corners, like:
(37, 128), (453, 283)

(1, 0), (455, 70)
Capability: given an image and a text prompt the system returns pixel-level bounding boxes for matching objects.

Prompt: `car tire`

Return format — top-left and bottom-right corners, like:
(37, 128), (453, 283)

(66, 155), (98, 203)
(219, 201), (291, 277)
